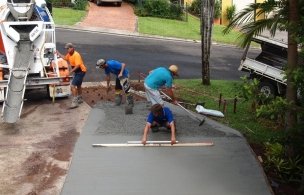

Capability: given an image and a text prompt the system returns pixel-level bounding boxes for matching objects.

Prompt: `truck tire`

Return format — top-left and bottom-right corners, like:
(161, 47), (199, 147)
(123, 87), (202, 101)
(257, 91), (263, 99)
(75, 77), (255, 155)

(259, 81), (276, 97)
(96, 0), (101, 6)
(117, 2), (122, 6)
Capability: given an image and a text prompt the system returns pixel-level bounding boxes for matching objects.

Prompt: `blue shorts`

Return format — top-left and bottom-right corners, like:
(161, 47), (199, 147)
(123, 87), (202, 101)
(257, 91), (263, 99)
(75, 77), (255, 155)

(72, 72), (86, 86)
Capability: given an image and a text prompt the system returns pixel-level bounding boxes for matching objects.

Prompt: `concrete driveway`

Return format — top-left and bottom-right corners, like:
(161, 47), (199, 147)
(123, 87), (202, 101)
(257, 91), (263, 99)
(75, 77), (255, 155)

(76, 2), (137, 32)
(61, 101), (272, 195)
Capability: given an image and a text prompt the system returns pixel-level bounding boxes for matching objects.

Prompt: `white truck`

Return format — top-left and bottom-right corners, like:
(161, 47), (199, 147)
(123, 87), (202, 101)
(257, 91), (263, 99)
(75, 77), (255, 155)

(0, 0), (71, 123)
(239, 36), (288, 97)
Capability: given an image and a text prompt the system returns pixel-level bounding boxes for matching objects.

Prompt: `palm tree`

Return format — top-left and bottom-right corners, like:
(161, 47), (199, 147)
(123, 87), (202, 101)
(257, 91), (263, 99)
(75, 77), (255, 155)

(201, 0), (215, 85)
(224, 0), (302, 129)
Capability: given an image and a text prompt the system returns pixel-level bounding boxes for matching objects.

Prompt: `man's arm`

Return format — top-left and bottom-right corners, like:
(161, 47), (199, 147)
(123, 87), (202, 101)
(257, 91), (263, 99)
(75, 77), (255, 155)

(141, 123), (151, 145)
(70, 65), (80, 74)
(56, 50), (65, 59)
(118, 63), (126, 78)
(166, 88), (178, 105)
(105, 74), (111, 92)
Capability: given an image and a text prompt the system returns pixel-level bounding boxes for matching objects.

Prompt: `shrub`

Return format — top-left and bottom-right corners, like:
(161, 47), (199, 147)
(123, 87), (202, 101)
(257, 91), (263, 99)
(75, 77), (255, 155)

(187, 0), (201, 17)
(188, 0), (221, 19)
(135, 0), (183, 20)
(226, 4), (236, 22)
(51, 0), (73, 7)
(214, 0), (221, 19)
(73, 0), (88, 10)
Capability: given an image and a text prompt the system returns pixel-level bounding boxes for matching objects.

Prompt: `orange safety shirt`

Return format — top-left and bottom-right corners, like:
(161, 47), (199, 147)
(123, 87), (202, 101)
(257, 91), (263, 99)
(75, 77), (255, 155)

(65, 51), (87, 72)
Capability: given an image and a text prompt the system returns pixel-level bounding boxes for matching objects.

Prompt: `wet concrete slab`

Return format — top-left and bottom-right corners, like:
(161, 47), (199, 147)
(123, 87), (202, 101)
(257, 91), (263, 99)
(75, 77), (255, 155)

(61, 101), (272, 195)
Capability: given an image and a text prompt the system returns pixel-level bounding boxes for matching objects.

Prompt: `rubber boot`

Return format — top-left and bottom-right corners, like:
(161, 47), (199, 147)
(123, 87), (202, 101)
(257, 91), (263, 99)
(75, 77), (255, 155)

(114, 94), (122, 106)
(70, 97), (79, 109)
(126, 94), (134, 107)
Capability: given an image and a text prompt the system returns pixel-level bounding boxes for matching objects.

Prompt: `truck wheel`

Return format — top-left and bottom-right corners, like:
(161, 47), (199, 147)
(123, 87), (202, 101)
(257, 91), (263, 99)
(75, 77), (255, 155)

(259, 82), (276, 98)
(117, 2), (122, 6)
(96, 0), (101, 6)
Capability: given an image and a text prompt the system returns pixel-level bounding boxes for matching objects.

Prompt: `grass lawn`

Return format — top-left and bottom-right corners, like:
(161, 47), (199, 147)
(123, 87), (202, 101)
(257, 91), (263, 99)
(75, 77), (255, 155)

(52, 7), (87, 26)
(138, 14), (242, 45)
(174, 79), (284, 144)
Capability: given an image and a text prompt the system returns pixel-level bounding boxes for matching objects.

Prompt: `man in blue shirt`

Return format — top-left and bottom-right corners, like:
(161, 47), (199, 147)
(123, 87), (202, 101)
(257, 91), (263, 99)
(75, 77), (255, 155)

(96, 59), (134, 108)
(144, 65), (179, 106)
(141, 104), (177, 145)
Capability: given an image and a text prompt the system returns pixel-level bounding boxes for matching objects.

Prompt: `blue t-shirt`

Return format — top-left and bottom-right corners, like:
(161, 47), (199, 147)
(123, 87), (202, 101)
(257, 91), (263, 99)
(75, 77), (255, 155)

(105, 60), (129, 77)
(147, 107), (174, 125)
(144, 67), (173, 89)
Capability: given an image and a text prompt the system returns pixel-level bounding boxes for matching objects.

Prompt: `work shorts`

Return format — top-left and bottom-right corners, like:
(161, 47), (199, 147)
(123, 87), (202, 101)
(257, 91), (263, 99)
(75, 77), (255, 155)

(72, 72), (86, 87)
(115, 75), (130, 94)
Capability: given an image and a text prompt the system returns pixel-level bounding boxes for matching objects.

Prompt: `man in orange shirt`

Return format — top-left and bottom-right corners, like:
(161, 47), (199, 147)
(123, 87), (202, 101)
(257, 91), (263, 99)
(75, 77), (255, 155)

(57, 43), (87, 108)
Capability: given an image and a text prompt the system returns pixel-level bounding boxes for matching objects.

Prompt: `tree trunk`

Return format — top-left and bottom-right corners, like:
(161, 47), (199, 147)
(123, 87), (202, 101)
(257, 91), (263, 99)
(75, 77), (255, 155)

(286, 0), (299, 130)
(201, 0), (215, 85)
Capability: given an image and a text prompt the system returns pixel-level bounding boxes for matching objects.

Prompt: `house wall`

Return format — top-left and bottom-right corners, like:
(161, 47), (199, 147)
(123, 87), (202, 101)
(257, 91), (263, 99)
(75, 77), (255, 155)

(221, 0), (265, 25)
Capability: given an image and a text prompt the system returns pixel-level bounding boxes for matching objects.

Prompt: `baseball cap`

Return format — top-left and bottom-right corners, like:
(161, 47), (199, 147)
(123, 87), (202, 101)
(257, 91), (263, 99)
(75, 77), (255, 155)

(169, 65), (179, 76)
(96, 59), (106, 68)
(64, 43), (75, 49)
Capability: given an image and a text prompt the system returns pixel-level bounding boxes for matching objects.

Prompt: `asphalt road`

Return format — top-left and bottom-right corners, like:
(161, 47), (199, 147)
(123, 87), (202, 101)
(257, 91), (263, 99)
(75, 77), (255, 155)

(56, 28), (256, 81)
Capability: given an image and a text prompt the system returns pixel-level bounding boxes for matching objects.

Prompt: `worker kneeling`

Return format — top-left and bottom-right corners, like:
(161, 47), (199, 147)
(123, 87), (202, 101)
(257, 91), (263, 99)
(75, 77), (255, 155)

(96, 59), (134, 114)
(142, 104), (177, 145)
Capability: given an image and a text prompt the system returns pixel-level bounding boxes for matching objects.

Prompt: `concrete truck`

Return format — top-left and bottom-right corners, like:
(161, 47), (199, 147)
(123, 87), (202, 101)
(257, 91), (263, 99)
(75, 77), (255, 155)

(0, 0), (71, 123)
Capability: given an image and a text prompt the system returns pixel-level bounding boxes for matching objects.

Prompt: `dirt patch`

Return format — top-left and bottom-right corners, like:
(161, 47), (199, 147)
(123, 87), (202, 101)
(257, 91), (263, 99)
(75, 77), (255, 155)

(0, 95), (90, 195)
(0, 83), (145, 195)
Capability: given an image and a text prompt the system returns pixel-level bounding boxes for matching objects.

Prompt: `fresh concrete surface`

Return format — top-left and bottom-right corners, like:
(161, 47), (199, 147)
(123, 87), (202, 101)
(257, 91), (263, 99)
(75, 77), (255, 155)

(61, 101), (272, 195)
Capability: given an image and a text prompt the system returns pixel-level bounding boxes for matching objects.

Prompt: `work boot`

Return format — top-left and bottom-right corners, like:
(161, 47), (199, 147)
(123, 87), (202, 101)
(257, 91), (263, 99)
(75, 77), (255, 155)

(126, 94), (134, 107)
(114, 94), (122, 106)
(77, 96), (83, 104)
(70, 97), (79, 109)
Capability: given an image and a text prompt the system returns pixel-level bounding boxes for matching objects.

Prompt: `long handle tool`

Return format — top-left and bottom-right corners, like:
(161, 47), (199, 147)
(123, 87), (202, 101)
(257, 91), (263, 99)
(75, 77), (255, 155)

(160, 91), (206, 126)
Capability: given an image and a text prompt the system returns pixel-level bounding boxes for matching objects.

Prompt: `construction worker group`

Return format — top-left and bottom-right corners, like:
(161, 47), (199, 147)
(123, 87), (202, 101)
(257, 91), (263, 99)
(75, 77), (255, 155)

(59, 42), (179, 145)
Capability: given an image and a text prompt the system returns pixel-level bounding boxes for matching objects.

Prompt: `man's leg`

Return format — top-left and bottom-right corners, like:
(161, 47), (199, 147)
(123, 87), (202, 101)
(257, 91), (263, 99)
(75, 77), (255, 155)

(119, 76), (133, 106)
(70, 74), (81, 108)
(115, 78), (123, 106)
(145, 86), (164, 106)
(77, 86), (83, 103)
(76, 72), (85, 104)
(151, 121), (160, 132)
(70, 85), (79, 108)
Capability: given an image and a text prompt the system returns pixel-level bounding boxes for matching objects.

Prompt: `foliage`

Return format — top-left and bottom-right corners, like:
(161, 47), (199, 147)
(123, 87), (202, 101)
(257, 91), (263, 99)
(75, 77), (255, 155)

(256, 97), (290, 126)
(264, 142), (304, 184)
(174, 79), (284, 143)
(187, 0), (201, 17)
(240, 76), (264, 111)
(73, 0), (88, 10)
(214, 0), (221, 19)
(187, 0), (221, 19)
(225, 4), (236, 22)
(51, 0), (73, 7)
(135, 0), (183, 20)
(223, 0), (304, 48)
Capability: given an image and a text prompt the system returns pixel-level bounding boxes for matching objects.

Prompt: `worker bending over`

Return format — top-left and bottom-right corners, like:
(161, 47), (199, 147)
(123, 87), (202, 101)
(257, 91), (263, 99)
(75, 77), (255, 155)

(144, 65), (179, 106)
(96, 59), (134, 108)
(142, 104), (176, 145)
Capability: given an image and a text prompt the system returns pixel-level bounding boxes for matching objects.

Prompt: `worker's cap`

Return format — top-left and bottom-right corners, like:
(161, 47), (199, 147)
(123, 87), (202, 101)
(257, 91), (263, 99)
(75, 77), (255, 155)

(64, 43), (75, 49)
(96, 59), (106, 68)
(169, 65), (179, 76)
